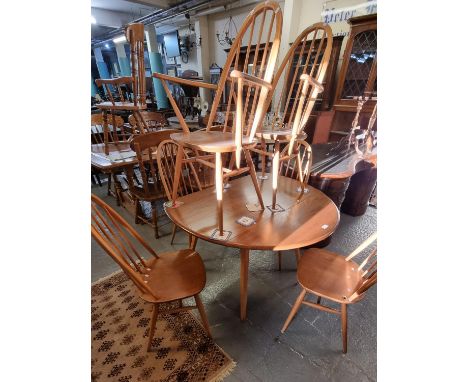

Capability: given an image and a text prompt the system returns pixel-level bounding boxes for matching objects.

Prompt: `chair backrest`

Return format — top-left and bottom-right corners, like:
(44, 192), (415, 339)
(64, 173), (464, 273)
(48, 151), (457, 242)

(264, 23), (333, 153)
(346, 232), (377, 301)
(95, 23), (146, 109)
(206, 1), (283, 142)
(125, 130), (180, 198)
(279, 140), (313, 185)
(157, 140), (211, 202)
(91, 113), (127, 144)
(91, 194), (156, 296)
(128, 111), (168, 133)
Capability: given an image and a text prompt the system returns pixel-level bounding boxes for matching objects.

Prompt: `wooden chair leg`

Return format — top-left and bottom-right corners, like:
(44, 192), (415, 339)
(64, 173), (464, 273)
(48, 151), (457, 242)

(271, 140), (280, 209)
(134, 199), (141, 224)
(215, 152), (224, 234)
(295, 248), (301, 266)
(194, 294), (211, 338)
(151, 203), (159, 239)
(190, 235), (198, 250)
(281, 288), (307, 333)
(244, 148), (265, 210)
(147, 303), (159, 352)
(341, 303), (348, 353)
(277, 251), (282, 271)
(170, 223), (177, 244)
(107, 174), (112, 196)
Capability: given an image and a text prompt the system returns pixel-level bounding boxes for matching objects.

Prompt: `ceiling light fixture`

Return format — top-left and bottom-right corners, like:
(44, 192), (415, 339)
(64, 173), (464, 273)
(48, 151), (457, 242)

(113, 35), (127, 43)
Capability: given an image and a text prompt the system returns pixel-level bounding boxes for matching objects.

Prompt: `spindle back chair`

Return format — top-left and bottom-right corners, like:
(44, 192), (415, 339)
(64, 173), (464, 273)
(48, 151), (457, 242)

(95, 23), (148, 154)
(157, 140), (214, 245)
(281, 232), (377, 353)
(153, 1), (283, 235)
(91, 194), (211, 351)
(128, 111), (169, 133)
(91, 113), (127, 145)
(124, 130), (179, 238)
(251, 23), (333, 210)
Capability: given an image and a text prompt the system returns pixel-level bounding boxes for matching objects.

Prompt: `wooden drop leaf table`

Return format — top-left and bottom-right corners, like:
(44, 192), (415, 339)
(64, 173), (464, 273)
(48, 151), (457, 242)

(165, 174), (340, 320)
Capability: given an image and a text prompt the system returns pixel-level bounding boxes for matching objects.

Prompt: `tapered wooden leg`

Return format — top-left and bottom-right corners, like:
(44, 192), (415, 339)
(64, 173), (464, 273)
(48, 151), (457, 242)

(107, 173), (112, 196)
(151, 203), (159, 239)
(103, 110), (109, 155)
(240, 248), (249, 320)
(341, 303), (348, 353)
(112, 173), (123, 206)
(295, 150), (306, 202)
(215, 152), (224, 235)
(135, 199), (141, 224)
(171, 144), (185, 205)
(261, 138), (267, 177)
(244, 149), (265, 209)
(278, 251), (282, 271)
(281, 288), (307, 333)
(147, 303), (159, 352)
(295, 248), (301, 266)
(272, 140), (280, 209)
(190, 235), (198, 250)
(194, 294), (211, 338)
(170, 223), (177, 244)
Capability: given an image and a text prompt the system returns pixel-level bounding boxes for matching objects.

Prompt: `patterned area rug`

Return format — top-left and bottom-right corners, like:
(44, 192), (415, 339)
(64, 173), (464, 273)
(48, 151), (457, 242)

(91, 271), (235, 382)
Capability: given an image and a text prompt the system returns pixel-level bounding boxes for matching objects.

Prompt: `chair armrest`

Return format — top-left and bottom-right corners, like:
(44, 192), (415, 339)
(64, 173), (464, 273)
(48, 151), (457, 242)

(95, 77), (133, 87)
(299, 74), (324, 93)
(152, 73), (217, 90)
(229, 70), (273, 90)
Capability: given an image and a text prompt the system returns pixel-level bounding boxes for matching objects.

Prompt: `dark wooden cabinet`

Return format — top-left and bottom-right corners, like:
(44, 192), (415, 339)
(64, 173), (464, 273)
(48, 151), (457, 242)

(328, 14), (377, 141)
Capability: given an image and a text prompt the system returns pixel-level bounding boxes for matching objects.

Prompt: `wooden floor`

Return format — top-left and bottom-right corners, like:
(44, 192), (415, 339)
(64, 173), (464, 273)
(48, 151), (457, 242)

(91, 180), (377, 382)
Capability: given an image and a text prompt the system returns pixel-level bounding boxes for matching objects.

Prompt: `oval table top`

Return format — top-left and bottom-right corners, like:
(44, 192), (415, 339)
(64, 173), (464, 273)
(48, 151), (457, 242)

(165, 174), (340, 251)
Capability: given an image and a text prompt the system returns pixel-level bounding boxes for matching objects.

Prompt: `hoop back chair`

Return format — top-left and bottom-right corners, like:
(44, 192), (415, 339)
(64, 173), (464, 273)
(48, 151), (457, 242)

(128, 111), (169, 133)
(157, 139), (213, 246)
(251, 23), (333, 210)
(95, 23), (148, 154)
(91, 114), (128, 145)
(91, 194), (211, 352)
(153, 1), (283, 235)
(124, 130), (179, 238)
(281, 232), (377, 353)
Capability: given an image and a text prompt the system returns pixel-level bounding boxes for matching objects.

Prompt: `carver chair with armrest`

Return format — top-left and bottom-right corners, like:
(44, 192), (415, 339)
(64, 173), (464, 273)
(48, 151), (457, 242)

(124, 129), (179, 238)
(153, 1), (283, 236)
(281, 232), (377, 353)
(91, 194), (211, 352)
(250, 22), (333, 211)
(157, 139), (214, 247)
(95, 23), (148, 154)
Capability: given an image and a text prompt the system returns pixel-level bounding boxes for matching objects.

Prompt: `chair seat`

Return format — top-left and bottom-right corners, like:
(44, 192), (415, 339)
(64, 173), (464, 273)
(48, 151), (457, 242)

(171, 131), (257, 153)
(255, 128), (307, 141)
(140, 249), (206, 303)
(129, 182), (166, 201)
(96, 101), (147, 111)
(297, 248), (363, 303)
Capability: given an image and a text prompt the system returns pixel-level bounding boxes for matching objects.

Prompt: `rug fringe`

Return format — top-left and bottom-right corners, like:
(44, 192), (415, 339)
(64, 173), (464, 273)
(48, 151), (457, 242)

(210, 360), (237, 382)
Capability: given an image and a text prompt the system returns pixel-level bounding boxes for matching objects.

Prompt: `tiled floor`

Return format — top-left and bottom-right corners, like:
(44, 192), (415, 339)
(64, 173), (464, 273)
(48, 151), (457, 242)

(92, 182), (377, 382)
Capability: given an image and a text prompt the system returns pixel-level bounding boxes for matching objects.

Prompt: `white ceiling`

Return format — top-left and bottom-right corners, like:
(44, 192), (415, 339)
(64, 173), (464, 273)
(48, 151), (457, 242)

(92, 0), (158, 16)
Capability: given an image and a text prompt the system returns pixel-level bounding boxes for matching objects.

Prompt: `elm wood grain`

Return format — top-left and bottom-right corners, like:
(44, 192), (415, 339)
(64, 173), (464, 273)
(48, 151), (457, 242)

(91, 194), (211, 351)
(154, 1), (283, 234)
(281, 232), (377, 353)
(165, 174), (339, 320)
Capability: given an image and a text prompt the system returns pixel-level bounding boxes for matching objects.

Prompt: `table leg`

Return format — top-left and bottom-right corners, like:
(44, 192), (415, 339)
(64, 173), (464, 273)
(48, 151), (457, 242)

(112, 172), (123, 206)
(240, 248), (249, 320)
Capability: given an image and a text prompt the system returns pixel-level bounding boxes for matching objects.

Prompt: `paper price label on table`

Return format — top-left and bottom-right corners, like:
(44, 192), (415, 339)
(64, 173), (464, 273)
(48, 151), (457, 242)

(245, 203), (263, 212)
(236, 216), (256, 227)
